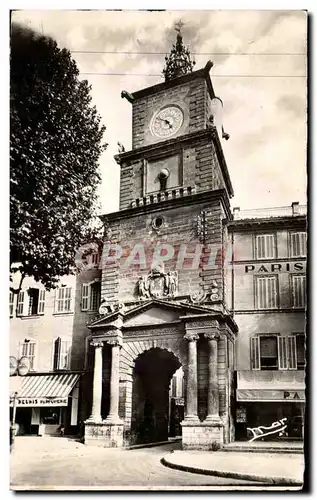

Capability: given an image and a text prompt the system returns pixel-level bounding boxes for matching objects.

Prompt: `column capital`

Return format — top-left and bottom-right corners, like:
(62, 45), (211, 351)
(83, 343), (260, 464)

(184, 332), (199, 342)
(107, 337), (123, 348)
(204, 331), (220, 341)
(90, 339), (104, 348)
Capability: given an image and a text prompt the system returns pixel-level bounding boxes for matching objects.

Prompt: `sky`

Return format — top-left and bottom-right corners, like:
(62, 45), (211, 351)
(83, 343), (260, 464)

(11, 9), (307, 215)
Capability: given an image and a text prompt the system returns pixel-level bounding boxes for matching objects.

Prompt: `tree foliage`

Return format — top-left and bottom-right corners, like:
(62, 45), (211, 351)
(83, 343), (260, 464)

(10, 23), (107, 291)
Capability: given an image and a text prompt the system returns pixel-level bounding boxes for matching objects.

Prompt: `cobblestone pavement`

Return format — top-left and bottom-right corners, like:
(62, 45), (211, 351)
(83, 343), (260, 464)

(10, 437), (270, 490)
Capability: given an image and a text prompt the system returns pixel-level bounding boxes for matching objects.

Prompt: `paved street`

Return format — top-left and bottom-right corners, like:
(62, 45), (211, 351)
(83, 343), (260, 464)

(10, 437), (268, 490)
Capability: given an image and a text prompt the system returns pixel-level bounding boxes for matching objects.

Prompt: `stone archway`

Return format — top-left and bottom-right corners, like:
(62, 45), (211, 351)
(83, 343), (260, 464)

(130, 347), (182, 445)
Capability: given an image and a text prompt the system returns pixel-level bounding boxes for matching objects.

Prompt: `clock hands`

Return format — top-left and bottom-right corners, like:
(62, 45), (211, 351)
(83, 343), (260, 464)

(157, 117), (173, 128)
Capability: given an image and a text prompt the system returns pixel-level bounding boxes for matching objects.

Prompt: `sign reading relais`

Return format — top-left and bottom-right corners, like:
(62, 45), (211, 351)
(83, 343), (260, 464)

(244, 261), (306, 274)
(10, 397), (68, 407)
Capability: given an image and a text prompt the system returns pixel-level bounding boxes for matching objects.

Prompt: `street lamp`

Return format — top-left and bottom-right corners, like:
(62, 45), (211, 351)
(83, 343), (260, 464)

(10, 356), (30, 450)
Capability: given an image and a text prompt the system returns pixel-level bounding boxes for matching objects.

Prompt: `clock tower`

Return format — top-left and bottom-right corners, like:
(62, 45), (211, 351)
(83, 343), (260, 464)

(85, 28), (238, 450)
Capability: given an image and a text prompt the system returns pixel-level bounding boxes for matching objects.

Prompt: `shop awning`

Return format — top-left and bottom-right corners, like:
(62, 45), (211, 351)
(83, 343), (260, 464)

(236, 371), (305, 402)
(10, 373), (79, 407)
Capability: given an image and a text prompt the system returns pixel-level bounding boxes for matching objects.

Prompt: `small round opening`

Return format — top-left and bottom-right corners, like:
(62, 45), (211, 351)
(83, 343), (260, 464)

(152, 216), (164, 230)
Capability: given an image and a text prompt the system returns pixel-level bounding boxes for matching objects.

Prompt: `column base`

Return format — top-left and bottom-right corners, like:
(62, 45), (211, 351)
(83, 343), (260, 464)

(103, 414), (124, 425)
(84, 420), (124, 448)
(181, 420), (224, 451)
(204, 415), (222, 425)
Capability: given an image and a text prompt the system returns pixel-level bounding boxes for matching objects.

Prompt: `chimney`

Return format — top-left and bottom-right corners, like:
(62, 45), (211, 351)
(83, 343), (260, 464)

(292, 202), (300, 216)
(233, 207), (240, 220)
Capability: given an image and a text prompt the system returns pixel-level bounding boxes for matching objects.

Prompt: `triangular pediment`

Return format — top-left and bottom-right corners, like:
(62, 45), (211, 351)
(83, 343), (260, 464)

(88, 298), (217, 330)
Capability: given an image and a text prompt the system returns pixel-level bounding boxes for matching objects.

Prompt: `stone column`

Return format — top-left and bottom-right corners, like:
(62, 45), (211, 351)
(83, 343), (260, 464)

(105, 337), (123, 423)
(204, 331), (221, 423)
(184, 331), (199, 422)
(88, 340), (104, 422)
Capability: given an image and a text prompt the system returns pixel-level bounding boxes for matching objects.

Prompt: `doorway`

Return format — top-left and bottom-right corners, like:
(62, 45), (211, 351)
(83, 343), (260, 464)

(131, 347), (181, 445)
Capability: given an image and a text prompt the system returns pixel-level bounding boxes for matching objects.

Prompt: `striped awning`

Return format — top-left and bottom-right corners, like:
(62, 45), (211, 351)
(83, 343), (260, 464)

(10, 373), (79, 407)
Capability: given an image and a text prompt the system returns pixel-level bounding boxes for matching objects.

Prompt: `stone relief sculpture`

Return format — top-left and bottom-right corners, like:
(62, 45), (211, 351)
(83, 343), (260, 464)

(136, 269), (178, 299)
(189, 280), (220, 304)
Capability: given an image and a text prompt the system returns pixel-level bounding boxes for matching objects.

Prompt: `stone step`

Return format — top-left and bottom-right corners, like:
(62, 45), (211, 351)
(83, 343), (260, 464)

(223, 445), (303, 454)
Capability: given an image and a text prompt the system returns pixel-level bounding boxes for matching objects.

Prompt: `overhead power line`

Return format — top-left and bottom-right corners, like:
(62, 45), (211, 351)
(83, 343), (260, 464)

(72, 50), (305, 56)
(79, 72), (306, 78)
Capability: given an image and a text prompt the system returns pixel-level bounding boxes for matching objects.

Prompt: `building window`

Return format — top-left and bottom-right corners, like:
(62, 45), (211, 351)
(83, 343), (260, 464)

(27, 288), (45, 316)
(9, 292), (14, 316)
(55, 287), (72, 313)
(251, 335), (305, 371)
(292, 275), (306, 308)
(53, 337), (71, 370)
(19, 340), (36, 370)
(256, 276), (278, 309)
(81, 281), (101, 312)
(256, 234), (275, 259)
(290, 232), (306, 257)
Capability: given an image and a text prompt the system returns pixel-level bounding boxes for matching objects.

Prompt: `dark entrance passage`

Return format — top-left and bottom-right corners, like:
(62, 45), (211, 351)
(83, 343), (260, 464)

(131, 348), (181, 445)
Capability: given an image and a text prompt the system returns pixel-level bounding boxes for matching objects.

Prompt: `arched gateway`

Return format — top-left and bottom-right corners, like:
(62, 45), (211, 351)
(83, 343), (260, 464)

(84, 299), (237, 449)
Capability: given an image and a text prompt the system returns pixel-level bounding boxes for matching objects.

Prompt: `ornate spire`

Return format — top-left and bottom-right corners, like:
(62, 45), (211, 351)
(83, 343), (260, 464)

(163, 21), (196, 82)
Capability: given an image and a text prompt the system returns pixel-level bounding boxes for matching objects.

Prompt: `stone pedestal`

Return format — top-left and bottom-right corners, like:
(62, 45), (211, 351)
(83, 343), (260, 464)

(84, 421), (124, 448)
(181, 420), (224, 450)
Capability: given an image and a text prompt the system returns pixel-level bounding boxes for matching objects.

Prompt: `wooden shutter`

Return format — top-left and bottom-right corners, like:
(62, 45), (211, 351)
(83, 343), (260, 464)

(267, 276), (277, 308)
(81, 284), (90, 311)
(291, 232), (306, 257)
(38, 290), (45, 314)
(250, 337), (260, 370)
(256, 234), (274, 259)
(278, 336), (288, 369)
(17, 291), (25, 316)
(53, 338), (61, 370)
(59, 340), (70, 369)
(9, 292), (14, 316)
(65, 287), (72, 312)
(288, 336), (297, 370)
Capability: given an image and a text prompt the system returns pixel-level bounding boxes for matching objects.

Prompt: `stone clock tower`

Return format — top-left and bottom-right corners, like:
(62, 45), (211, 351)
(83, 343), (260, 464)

(84, 28), (238, 450)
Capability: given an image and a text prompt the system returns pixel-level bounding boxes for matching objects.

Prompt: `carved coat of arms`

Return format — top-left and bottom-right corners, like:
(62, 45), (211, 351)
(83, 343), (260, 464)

(137, 267), (178, 299)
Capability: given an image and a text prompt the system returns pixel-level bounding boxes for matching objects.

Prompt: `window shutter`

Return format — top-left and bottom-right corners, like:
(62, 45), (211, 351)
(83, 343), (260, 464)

(278, 336), (288, 369)
(65, 287), (72, 312)
(288, 336), (297, 370)
(292, 275), (306, 307)
(81, 284), (90, 311)
(17, 291), (25, 316)
(53, 338), (61, 370)
(38, 290), (45, 314)
(9, 292), (14, 316)
(59, 340), (70, 369)
(250, 337), (260, 370)
(268, 276), (277, 308)
(56, 288), (64, 313)
(291, 232), (306, 257)
(256, 234), (274, 259)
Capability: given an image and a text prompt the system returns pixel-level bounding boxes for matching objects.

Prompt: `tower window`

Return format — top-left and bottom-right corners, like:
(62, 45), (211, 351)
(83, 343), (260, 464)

(152, 216), (164, 230)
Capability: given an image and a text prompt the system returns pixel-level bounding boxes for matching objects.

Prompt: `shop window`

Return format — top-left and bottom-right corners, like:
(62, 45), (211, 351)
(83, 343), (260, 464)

(41, 408), (60, 425)
(256, 234), (275, 259)
(9, 292), (14, 316)
(256, 276), (278, 309)
(290, 232), (306, 257)
(292, 275), (306, 308)
(81, 281), (101, 312)
(19, 340), (36, 370)
(55, 286), (72, 313)
(27, 288), (45, 315)
(53, 337), (71, 370)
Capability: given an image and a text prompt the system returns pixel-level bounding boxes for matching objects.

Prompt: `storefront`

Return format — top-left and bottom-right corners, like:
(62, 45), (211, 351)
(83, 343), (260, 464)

(235, 371), (305, 441)
(10, 373), (80, 436)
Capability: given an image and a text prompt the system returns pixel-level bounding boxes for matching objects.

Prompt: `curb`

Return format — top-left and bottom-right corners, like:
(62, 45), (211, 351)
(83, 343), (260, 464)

(161, 456), (303, 486)
(127, 439), (181, 450)
(223, 447), (303, 455)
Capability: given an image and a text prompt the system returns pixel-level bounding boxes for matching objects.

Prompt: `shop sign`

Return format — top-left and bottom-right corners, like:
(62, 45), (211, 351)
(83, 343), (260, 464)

(10, 397), (68, 407)
(18, 357), (30, 376)
(237, 389), (305, 402)
(244, 261), (305, 274)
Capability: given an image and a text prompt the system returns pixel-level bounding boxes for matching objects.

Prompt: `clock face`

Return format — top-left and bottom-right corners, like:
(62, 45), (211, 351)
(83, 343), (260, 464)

(150, 105), (184, 138)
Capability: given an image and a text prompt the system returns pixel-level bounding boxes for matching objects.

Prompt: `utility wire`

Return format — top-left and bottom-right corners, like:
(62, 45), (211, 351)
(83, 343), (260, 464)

(71, 50), (305, 56)
(79, 72), (306, 77)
